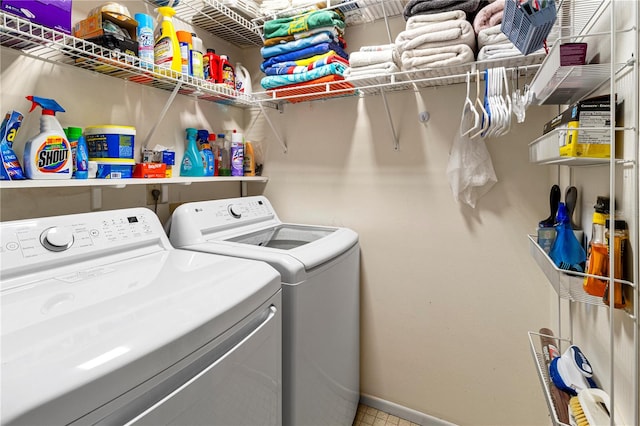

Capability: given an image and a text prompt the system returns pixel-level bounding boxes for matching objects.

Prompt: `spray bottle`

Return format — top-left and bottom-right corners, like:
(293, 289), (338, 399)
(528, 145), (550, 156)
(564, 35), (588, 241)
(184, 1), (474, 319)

(154, 6), (182, 74)
(230, 130), (244, 176)
(196, 129), (215, 176)
(180, 128), (206, 177)
(218, 133), (231, 176)
(23, 96), (72, 179)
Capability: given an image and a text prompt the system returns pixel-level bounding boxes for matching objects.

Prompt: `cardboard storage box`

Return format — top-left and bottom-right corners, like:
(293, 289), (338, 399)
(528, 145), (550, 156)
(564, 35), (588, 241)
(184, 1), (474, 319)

(74, 9), (137, 41)
(1, 0), (72, 34)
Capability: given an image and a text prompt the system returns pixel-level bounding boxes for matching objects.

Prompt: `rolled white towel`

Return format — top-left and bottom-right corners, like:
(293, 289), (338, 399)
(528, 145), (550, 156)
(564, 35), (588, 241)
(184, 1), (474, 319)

(405, 10), (467, 30)
(401, 44), (475, 70)
(396, 18), (476, 54)
(477, 24), (510, 50)
(349, 49), (400, 67)
(346, 62), (401, 77)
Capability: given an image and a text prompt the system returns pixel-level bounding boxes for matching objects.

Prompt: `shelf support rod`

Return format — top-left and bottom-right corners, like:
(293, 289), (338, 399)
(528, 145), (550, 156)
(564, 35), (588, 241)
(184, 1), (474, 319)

(258, 102), (288, 153)
(142, 80), (184, 150)
(379, 89), (399, 151)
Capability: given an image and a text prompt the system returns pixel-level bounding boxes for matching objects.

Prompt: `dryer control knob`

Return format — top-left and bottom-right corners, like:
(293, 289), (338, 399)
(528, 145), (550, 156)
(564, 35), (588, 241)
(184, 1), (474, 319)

(228, 205), (242, 219)
(41, 227), (74, 252)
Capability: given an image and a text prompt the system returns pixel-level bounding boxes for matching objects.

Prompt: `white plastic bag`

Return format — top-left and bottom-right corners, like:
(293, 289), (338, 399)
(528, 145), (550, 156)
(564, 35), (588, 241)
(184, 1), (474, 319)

(446, 109), (498, 208)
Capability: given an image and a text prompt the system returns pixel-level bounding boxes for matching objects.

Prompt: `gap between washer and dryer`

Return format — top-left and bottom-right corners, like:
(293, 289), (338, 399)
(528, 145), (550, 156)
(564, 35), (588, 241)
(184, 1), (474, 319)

(353, 404), (421, 426)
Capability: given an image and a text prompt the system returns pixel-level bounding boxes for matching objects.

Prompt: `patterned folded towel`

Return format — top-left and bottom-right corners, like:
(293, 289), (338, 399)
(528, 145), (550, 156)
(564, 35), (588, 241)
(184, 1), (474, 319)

(263, 54), (349, 75)
(263, 10), (345, 39)
(261, 62), (348, 89)
(260, 41), (349, 71)
(261, 31), (337, 59)
(403, 0), (481, 20)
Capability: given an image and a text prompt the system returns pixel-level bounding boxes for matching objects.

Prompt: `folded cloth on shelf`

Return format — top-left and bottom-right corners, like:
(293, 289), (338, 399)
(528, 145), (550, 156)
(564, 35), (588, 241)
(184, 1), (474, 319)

(477, 42), (544, 60)
(403, 0), (481, 20)
(263, 10), (345, 39)
(263, 26), (342, 46)
(263, 51), (348, 70)
(349, 49), (399, 68)
(473, 0), (504, 34)
(261, 31), (338, 58)
(261, 62), (348, 89)
(345, 62), (401, 78)
(477, 24), (509, 49)
(400, 43), (475, 69)
(359, 44), (396, 52)
(261, 41), (349, 70)
(263, 54), (349, 75)
(405, 9), (466, 27)
(395, 13), (476, 54)
(260, 0), (291, 14)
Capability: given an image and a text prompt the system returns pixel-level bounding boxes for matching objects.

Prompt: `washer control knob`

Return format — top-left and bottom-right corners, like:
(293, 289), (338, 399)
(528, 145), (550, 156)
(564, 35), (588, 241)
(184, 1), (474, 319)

(228, 205), (242, 219)
(41, 227), (74, 252)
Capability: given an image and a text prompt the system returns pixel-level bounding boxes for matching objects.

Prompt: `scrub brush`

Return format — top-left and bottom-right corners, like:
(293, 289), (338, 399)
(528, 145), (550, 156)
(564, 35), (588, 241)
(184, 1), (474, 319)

(568, 388), (611, 426)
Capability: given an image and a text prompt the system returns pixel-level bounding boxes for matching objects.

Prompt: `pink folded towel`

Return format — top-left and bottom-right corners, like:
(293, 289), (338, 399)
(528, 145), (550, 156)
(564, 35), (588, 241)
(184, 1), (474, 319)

(473, 0), (505, 35)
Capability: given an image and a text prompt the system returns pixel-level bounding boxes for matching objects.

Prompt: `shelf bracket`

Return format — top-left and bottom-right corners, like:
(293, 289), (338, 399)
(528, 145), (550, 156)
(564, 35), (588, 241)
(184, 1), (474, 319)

(380, 89), (399, 151)
(141, 80), (184, 150)
(258, 102), (288, 153)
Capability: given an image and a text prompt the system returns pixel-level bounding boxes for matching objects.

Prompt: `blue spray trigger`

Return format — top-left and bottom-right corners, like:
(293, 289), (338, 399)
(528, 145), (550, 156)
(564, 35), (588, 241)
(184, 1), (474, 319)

(26, 96), (66, 114)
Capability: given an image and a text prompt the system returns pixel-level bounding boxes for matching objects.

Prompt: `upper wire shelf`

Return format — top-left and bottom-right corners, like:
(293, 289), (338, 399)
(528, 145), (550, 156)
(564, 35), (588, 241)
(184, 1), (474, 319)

(0, 12), (254, 108)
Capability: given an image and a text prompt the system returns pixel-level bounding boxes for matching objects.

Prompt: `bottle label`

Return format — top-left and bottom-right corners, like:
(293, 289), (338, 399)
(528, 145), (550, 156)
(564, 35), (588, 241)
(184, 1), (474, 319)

(138, 27), (155, 68)
(36, 137), (70, 173)
(179, 42), (190, 75)
(155, 37), (174, 67)
(191, 51), (204, 79)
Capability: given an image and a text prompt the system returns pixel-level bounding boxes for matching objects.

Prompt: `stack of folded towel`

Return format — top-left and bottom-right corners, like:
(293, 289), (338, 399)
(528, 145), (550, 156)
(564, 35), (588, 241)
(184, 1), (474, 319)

(260, 10), (350, 95)
(395, 10), (476, 70)
(473, 0), (542, 60)
(345, 44), (401, 79)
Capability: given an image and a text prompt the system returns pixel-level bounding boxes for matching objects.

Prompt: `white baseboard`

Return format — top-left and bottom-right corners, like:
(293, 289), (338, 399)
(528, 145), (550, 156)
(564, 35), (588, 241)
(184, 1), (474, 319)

(359, 394), (458, 426)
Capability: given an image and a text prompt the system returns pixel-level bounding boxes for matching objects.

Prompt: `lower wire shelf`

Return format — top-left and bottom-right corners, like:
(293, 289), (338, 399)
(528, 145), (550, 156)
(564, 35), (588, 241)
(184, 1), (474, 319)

(528, 331), (573, 426)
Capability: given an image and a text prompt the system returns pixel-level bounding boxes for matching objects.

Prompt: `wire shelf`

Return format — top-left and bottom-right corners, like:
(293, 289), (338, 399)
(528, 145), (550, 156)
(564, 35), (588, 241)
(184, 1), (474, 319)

(0, 12), (254, 108)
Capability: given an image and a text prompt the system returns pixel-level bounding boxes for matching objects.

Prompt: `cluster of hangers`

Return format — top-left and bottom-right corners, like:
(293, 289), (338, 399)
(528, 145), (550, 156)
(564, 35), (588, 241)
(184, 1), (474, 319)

(460, 68), (532, 139)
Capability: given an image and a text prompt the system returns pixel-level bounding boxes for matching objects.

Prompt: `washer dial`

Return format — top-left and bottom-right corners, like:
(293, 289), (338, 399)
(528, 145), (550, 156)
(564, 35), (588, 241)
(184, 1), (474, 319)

(41, 227), (74, 252)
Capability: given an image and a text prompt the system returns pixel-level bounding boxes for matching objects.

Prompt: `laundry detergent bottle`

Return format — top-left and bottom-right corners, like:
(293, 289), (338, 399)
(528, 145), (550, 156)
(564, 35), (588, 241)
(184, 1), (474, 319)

(154, 6), (182, 74)
(180, 127), (206, 177)
(23, 96), (72, 179)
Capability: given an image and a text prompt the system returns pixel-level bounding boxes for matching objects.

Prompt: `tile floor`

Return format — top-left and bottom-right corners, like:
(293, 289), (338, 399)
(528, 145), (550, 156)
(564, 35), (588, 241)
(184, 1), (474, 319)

(352, 404), (420, 426)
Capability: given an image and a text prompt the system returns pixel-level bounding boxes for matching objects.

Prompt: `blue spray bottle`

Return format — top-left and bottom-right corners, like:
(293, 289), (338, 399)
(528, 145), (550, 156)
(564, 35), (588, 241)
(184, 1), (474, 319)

(180, 127), (206, 177)
(0, 110), (26, 180)
(549, 202), (587, 272)
(196, 129), (215, 176)
(23, 96), (72, 179)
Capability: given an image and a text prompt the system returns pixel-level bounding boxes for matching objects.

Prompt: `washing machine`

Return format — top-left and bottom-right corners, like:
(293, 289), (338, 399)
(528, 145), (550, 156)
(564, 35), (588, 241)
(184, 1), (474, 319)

(168, 195), (360, 426)
(1, 207), (282, 426)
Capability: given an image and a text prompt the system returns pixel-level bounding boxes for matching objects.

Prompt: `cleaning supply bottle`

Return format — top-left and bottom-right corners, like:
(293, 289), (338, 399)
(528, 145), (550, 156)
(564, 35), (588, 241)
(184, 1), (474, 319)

(76, 134), (89, 179)
(22, 96), (72, 179)
(230, 130), (244, 176)
(549, 203), (587, 272)
(176, 30), (192, 75)
(154, 6), (181, 74)
(208, 133), (219, 175)
(204, 48), (220, 82)
(219, 55), (235, 89)
(65, 126), (83, 179)
(180, 128), (206, 177)
(584, 197), (609, 297)
(196, 129), (214, 176)
(235, 62), (252, 94)
(0, 110), (26, 180)
(135, 13), (155, 69)
(191, 34), (205, 79)
(603, 219), (628, 309)
(243, 140), (255, 176)
(218, 133), (231, 176)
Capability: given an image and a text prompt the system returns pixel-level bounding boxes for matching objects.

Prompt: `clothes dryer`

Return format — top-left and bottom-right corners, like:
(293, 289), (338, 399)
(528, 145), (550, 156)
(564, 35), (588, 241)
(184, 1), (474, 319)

(169, 196), (360, 426)
(1, 208), (281, 426)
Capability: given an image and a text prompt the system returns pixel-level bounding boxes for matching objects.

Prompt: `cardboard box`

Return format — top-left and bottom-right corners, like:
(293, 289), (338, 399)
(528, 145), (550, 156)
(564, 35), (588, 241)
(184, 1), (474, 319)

(133, 163), (167, 178)
(73, 10), (137, 41)
(1, 0), (72, 34)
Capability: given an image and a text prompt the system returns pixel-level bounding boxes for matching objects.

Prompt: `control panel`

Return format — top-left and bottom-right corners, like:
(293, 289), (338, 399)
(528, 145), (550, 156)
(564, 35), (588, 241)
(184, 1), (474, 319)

(195, 196), (276, 229)
(0, 208), (166, 271)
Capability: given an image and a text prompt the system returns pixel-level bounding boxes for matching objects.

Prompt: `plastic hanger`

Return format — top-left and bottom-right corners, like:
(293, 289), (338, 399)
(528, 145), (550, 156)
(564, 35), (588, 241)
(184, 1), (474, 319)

(472, 69), (489, 139)
(460, 71), (480, 136)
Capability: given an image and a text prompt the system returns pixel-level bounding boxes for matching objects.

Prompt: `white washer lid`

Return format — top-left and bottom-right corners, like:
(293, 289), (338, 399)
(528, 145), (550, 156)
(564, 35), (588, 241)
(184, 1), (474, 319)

(1, 249), (280, 425)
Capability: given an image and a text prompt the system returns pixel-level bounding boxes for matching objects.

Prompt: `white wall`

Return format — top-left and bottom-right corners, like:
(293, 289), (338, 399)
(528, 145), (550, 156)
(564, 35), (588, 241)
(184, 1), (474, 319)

(6, 3), (633, 426)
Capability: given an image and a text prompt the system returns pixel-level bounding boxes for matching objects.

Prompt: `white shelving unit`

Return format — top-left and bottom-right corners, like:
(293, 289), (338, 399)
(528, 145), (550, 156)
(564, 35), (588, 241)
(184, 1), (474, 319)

(525, 0), (639, 425)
